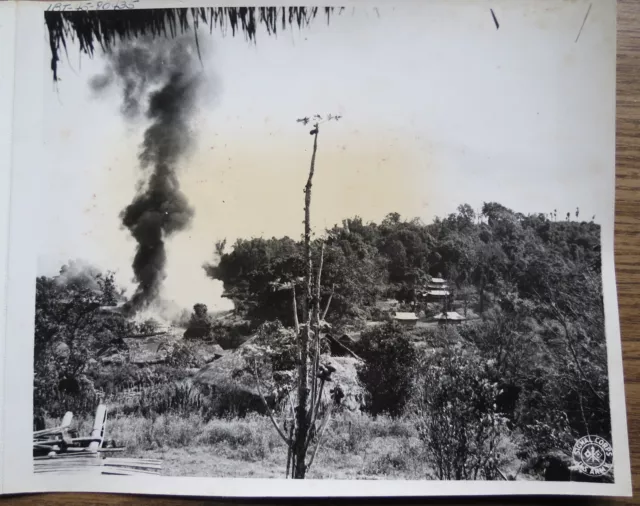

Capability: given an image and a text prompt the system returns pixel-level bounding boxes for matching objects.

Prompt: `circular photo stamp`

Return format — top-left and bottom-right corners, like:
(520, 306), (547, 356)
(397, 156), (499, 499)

(572, 435), (614, 477)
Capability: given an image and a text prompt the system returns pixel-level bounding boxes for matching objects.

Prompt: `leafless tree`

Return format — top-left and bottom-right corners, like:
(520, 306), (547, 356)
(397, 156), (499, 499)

(253, 114), (342, 479)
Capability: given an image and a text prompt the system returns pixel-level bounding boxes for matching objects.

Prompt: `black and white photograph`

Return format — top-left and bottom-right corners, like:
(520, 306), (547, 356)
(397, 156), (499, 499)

(27, 0), (624, 489)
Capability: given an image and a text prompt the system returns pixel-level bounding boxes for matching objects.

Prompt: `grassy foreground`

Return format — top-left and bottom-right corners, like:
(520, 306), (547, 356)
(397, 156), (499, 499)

(65, 412), (433, 479)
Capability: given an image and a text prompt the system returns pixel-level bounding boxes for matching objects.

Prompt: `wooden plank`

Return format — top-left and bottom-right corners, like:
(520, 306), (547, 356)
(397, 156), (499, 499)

(34, 453), (100, 460)
(34, 457), (100, 462)
(32, 438), (64, 446)
(101, 469), (160, 476)
(33, 430), (65, 438)
(103, 457), (160, 461)
(34, 461), (102, 467)
(88, 404), (107, 453)
(103, 463), (162, 470)
(33, 412), (73, 438)
(103, 458), (161, 464)
(34, 469), (103, 475)
(34, 468), (103, 473)
(102, 462), (162, 467)
(33, 444), (60, 451)
(34, 460), (99, 465)
(34, 457), (100, 463)
(102, 467), (162, 475)
(66, 436), (104, 443)
(34, 467), (102, 472)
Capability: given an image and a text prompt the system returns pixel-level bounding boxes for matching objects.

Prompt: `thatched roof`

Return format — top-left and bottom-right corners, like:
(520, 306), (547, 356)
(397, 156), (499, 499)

(46, 7), (343, 81)
(433, 311), (466, 322)
(193, 342), (271, 399)
(193, 335), (365, 412)
(200, 343), (228, 363)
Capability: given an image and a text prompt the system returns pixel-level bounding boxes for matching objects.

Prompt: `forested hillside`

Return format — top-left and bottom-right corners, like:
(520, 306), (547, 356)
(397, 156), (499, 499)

(33, 203), (610, 480)
(205, 202), (610, 464)
(206, 203), (602, 329)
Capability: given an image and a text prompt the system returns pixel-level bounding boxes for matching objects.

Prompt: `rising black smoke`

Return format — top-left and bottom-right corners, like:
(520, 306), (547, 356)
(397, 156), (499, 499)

(91, 37), (205, 313)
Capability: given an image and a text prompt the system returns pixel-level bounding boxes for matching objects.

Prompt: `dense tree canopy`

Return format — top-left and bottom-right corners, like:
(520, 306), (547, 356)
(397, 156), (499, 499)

(34, 203), (609, 478)
(206, 203), (602, 327)
(205, 203), (609, 449)
(34, 261), (129, 417)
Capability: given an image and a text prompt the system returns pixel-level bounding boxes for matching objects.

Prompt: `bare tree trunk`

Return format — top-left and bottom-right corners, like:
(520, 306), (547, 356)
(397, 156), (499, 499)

(314, 243), (324, 325)
(463, 289), (468, 317)
(322, 283), (335, 321)
(293, 124), (320, 479)
(310, 243), (325, 407)
(291, 284), (300, 335)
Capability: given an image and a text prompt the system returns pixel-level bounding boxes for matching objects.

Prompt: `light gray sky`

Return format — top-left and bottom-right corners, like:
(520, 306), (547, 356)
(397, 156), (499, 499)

(40, 0), (615, 311)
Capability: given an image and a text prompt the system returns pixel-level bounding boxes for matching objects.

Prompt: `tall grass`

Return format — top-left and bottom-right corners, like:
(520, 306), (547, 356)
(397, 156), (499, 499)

(323, 413), (414, 454)
(60, 412), (286, 459)
(49, 411), (431, 477)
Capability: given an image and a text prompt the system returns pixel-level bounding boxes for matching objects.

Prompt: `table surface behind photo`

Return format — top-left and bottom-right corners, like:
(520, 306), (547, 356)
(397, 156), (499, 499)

(1, 0), (640, 504)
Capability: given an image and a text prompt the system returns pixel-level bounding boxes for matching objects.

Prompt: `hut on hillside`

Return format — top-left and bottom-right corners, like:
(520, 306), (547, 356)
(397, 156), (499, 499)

(433, 311), (466, 325)
(393, 311), (419, 327)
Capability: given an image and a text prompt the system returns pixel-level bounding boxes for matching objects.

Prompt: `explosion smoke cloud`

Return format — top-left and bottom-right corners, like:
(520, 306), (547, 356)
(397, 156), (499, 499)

(91, 36), (205, 313)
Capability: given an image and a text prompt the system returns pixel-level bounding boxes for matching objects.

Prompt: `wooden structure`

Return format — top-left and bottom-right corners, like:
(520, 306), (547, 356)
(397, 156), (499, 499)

(433, 311), (466, 325)
(427, 277), (448, 288)
(33, 404), (162, 476)
(393, 311), (419, 327)
(425, 277), (451, 301)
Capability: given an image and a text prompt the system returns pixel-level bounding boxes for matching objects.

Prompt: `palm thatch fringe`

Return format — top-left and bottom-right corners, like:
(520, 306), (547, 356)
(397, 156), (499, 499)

(45, 7), (343, 81)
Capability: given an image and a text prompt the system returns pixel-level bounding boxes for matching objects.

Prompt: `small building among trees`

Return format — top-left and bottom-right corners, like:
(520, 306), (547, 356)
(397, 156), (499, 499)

(433, 311), (466, 325)
(393, 311), (419, 327)
(425, 277), (451, 302)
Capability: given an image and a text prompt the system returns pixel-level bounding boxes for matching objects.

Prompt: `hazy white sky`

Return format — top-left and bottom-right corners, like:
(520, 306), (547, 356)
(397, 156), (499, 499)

(40, 0), (615, 310)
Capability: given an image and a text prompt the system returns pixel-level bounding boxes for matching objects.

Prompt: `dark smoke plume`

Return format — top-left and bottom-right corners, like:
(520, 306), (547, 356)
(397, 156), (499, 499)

(91, 37), (205, 313)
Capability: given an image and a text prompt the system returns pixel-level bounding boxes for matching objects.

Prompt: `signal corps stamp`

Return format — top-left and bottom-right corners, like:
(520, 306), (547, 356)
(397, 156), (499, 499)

(572, 435), (613, 477)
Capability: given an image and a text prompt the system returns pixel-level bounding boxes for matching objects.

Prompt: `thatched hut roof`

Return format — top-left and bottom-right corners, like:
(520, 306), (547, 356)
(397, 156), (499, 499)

(193, 332), (365, 413)
(193, 346), (267, 398)
(200, 343), (228, 363)
(45, 8), (343, 81)
(321, 356), (365, 411)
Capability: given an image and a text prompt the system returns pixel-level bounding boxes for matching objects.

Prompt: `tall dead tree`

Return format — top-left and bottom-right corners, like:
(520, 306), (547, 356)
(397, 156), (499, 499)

(290, 113), (341, 478)
(248, 114), (342, 479)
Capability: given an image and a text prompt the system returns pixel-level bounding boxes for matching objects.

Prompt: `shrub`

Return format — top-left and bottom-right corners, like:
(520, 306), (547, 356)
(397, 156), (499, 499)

(162, 341), (206, 369)
(412, 344), (510, 480)
(183, 303), (214, 339)
(116, 382), (208, 418)
(364, 452), (409, 476)
(362, 437), (423, 477)
(210, 320), (253, 349)
(354, 322), (417, 417)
